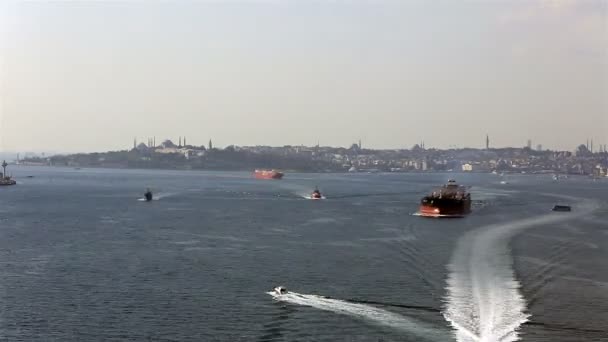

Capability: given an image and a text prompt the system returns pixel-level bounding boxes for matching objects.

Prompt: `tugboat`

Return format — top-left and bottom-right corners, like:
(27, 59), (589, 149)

(254, 169), (284, 180)
(0, 160), (17, 186)
(144, 188), (153, 202)
(418, 179), (471, 218)
(311, 187), (323, 200)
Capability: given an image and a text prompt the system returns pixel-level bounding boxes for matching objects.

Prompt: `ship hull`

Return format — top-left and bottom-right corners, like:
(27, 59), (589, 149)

(254, 170), (284, 180)
(418, 200), (471, 218)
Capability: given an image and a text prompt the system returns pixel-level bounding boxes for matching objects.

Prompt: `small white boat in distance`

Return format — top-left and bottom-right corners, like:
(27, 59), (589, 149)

(273, 286), (288, 295)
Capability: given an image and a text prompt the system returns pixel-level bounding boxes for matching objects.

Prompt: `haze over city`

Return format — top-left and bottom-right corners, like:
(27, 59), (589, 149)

(1, 0), (606, 153)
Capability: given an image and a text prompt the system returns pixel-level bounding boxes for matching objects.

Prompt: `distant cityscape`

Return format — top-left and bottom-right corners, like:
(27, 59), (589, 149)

(13, 135), (608, 177)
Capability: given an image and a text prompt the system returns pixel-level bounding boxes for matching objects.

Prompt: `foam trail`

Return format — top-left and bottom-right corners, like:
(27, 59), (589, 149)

(268, 291), (447, 341)
(137, 192), (180, 201)
(155, 192), (179, 200)
(443, 199), (598, 342)
(302, 195), (327, 200)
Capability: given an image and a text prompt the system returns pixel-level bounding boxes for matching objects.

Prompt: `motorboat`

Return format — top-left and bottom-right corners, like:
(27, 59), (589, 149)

(552, 205), (571, 212)
(311, 188), (322, 200)
(144, 188), (153, 202)
(273, 286), (288, 295)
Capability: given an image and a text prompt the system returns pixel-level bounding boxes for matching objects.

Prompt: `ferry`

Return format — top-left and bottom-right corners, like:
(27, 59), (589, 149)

(254, 169), (284, 180)
(418, 180), (471, 218)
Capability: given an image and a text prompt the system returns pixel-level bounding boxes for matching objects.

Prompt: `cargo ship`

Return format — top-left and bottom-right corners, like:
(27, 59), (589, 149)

(418, 179), (471, 218)
(254, 169), (284, 180)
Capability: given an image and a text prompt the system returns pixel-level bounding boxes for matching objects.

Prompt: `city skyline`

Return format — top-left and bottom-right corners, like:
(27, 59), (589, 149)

(1, 1), (606, 152)
(5, 134), (608, 156)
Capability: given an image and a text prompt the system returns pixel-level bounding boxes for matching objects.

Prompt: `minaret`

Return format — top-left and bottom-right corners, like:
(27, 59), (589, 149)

(184, 137), (187, 147)
(486, 134), (490, 150)
(208, 139), (213, 150)
(591, 139), (594, 153)
(359, 139), (362, 150)
(153, 137), (156, 147)
(179, 136), (182, 148)
(133, 138), (137, 150)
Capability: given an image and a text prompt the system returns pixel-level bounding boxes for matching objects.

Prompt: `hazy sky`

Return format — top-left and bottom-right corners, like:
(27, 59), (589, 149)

(1, 0), (606, 152)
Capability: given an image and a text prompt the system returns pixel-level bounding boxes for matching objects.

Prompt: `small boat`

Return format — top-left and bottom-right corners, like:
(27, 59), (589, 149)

(500, 180), (509, 185)
(311, 188), (322, 200)
(273, 286), (288, 295)
(144, 188), (153, 202)
(552, 205), (571, 212)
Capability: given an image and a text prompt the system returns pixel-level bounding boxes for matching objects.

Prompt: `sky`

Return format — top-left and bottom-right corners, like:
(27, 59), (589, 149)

(1, 0), (606, 153)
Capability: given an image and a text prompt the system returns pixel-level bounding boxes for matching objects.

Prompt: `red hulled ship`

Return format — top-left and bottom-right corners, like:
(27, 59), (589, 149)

(254, 169), (284, 180)
(418, 179), (471, 218)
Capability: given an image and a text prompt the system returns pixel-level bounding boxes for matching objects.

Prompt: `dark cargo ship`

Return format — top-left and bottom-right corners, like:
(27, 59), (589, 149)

(418, 179), (471, 218)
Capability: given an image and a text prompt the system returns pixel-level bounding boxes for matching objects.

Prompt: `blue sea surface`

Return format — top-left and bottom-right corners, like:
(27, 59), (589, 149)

(0, 167), (606, 341)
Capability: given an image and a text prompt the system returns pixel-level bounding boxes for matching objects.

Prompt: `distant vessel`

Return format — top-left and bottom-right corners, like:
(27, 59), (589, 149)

(254, 169), (284, 180)
(0, 160), (17, 186)
(418, 180), (471, 218)
(552, 204), (571, 212)
(144, 188), (153, 202)
(273, 286), (288, 295)
(311, 187), (322, 200)
(552, 174), (559, 181)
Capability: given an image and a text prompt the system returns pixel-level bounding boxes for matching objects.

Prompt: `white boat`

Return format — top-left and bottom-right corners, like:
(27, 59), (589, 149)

(273, 286), (287, 295)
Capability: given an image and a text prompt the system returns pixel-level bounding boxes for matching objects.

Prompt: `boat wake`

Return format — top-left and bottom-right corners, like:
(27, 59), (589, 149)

(137, 192), (179, 201)
(155, 192), (179, 200)
(443, 198), (598, 342)
(267, 291), (446, 340)
(301, 195), (327, 200)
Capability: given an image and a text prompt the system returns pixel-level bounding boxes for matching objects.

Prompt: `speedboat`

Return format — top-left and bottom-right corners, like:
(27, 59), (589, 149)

(144, 189), (153, 202)
(273, 286), (288, 295)
(311, 188), (322, 200)
(552, 205), (571, 212)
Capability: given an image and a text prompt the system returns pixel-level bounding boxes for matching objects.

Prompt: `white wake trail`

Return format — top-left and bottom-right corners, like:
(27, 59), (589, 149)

(268, 291), (447, 341)
(443, 198), (598, 342)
